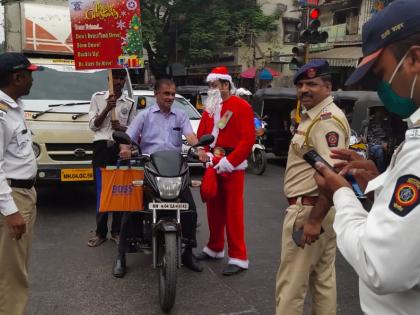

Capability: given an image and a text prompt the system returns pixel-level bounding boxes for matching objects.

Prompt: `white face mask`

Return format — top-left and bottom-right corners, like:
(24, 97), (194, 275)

(205, 88), (222, 116)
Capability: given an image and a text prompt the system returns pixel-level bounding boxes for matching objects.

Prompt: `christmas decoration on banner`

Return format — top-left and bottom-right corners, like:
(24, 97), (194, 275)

(69, 0), (144, 70)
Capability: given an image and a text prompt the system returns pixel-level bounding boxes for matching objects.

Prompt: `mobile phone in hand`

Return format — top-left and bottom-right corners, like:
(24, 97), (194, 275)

(303, 149), (366, 199)
(303, 150), (336, 173)
(292, 227), (325, 247)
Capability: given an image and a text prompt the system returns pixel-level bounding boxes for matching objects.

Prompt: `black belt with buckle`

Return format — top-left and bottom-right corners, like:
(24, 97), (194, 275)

(211, 147), (234, 157)
(8, 178), (36, 189)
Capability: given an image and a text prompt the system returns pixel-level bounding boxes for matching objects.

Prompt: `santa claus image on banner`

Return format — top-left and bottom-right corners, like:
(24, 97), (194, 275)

(196, 66), (255, 276)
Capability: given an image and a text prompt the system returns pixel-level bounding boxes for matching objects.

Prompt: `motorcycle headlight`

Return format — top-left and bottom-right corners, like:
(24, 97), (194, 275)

(156, 177), (182, 200)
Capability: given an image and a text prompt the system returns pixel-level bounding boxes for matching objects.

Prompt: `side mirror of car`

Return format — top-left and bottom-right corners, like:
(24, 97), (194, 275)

(196, 134), (215, 147)
(112, 131), (132, 145)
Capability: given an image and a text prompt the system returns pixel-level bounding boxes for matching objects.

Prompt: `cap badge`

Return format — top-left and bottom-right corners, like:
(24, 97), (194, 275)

(306, 68), (317, 78)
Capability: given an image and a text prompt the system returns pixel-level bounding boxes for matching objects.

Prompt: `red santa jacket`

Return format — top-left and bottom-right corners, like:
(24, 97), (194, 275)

(197, 95), (255, 167)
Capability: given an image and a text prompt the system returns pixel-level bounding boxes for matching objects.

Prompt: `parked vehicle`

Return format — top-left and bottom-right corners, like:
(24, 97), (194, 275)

(248, 114), (268, 175)
(251, 87), (297, 158)
(112, 131), (214, 313)
(176, 85), (208, 113)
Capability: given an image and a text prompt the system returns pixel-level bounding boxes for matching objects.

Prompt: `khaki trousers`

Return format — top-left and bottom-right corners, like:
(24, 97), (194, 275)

(0, 187), (37, 315)
(276, 199), (337, 315)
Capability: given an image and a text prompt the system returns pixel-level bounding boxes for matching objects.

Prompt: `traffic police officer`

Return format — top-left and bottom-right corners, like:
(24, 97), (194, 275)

(276, 60), (350, 315)
(0, 52), (42, 315)
(87, 69), (136, 247)
(315, 1), (420, 314)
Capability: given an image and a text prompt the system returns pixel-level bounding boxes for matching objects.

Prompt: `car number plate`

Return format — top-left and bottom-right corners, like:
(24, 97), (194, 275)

(61, 168), (94, 182)
(149, 203), (189, 210)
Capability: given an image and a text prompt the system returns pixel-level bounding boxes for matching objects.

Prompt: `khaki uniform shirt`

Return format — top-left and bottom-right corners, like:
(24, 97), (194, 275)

(284, 96), (350, 198)
(0, 90), (37, 216)
(88, 91), (136, 141)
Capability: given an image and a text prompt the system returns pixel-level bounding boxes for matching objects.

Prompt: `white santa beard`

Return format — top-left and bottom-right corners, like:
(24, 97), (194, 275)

(204, 93), (222, 116)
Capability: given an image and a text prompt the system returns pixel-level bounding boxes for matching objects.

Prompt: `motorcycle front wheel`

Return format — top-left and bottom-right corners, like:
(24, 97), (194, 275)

(158, 232), (178, 313)
(248, 149), (267, 175)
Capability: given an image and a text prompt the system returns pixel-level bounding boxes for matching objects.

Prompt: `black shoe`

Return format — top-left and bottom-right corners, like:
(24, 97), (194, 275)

(222, 264), (246, 276)
(182, 250), (203, 272)
(112, 255), (126, 278)
(194, 252), (215, 261)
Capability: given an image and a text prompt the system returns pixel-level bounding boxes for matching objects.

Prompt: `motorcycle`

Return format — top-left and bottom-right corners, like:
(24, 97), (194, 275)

(248, 115), (268, 175)
(349, 129), (368, 159)
(112, 131), (214, 313)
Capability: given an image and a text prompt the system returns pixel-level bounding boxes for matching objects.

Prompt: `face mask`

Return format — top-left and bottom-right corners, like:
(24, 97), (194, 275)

(377, 51), (418, 119)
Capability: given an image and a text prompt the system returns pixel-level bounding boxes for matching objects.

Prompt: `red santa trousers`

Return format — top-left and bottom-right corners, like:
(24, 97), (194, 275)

(203, 170), (248, 268)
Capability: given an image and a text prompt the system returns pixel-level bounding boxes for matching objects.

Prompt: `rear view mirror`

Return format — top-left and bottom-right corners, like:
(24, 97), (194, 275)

(112, 131), (132, 145)
(137, 96), (147, 109)
(197, 134), (214, 147)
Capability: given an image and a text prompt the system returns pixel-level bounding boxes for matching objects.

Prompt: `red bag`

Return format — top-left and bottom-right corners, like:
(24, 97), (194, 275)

(200, 166), (218, 203)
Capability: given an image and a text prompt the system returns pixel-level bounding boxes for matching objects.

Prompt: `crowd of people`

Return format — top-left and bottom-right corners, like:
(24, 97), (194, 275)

(1, 0), (420, 314)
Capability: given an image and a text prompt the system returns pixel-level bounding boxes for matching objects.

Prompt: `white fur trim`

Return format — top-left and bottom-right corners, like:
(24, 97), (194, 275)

(206, 73), (233, 83)
(228, 257), (249, 269)
(203, 246), (224, 259)
(233, 159), (248, 171)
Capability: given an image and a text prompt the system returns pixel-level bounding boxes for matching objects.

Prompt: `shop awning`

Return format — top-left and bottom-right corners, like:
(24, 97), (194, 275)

(309, 47), (363, 67)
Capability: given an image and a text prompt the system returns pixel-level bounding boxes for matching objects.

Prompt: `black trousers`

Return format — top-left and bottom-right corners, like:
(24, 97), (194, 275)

(93, 140), (122, 237)
(118, 187), (198, 255)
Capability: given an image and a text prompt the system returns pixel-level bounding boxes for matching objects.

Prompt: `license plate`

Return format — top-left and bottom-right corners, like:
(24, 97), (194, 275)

(149, 202), (189, 210)
(61, 168), (94, 182)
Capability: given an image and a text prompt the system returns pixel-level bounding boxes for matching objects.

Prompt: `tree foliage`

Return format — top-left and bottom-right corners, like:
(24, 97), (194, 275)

(141, 0), (277, 78)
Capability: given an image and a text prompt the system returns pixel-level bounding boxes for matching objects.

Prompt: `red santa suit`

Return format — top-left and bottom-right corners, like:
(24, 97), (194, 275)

(197, 71), (255, 269)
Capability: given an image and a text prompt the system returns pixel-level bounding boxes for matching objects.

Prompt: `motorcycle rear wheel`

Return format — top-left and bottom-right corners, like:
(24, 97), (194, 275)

(248, 149), (267, 175)
(158, 232), (178, 313)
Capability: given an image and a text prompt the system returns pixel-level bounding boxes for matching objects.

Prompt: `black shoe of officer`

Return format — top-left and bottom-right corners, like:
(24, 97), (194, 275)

(182, 247), (203, 272)
(112, 254), (126, 278)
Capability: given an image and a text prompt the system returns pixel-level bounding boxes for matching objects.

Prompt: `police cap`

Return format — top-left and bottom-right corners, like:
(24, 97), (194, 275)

(293, 59), (330, 85)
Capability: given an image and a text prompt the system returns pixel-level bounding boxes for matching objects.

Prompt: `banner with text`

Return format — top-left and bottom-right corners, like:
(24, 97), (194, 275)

(69, 0), (144, 70)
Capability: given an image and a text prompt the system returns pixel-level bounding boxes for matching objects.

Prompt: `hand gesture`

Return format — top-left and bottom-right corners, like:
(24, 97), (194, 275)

(105, 95), (117, 112)
(6, 212), (26, 240)
(330, 148), (379, 193)
(197, 149), (210, 163)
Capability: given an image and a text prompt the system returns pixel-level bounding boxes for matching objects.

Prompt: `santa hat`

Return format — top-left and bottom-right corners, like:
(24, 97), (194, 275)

(206, 66), (233, 85)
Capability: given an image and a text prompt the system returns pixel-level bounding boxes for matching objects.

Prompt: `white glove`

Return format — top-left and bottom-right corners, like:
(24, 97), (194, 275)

(205, 152), (214, 168)
(214, 157), (234, 174)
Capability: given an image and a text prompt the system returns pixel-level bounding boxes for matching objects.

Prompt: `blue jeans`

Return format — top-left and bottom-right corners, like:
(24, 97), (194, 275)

(369, 144), (387, 173)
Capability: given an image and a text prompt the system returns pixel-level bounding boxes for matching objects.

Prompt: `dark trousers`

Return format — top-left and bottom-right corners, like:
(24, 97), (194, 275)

(118, 187), (198, 255)
(93, 140), (122, 237)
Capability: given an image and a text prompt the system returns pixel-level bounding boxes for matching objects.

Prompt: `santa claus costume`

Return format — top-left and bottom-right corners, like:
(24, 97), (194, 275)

(197, 66), (255, 272)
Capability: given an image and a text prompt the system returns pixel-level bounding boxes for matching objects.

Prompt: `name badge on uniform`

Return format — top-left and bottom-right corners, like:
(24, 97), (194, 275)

(217, 110), (233, 130)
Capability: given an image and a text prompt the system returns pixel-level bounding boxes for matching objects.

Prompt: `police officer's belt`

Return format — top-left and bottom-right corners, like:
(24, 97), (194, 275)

(8, 178), (36, 189)
(287, 196), (318, 206)
(211, 147), (234, 157)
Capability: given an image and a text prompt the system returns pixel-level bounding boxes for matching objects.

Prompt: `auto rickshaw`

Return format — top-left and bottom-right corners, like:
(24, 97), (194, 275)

(176, 85), (208, 113)
(251, 87), (298, 160)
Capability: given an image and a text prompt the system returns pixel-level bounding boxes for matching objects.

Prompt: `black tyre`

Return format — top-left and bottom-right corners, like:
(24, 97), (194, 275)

(248, 149), (267, 175)
(158, 232), (178, 313)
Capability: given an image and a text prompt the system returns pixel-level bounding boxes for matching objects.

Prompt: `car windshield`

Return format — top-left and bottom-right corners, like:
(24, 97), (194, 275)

(140, 96), (201, 119)
(24, 67), (108, 100)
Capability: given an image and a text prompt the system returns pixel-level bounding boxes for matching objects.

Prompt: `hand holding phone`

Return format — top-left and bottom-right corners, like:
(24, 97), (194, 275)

(303, 149), (366, 199)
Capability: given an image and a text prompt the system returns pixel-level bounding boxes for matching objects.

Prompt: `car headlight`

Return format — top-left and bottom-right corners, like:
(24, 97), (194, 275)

(156, 177), (182, 200)
(32, 143), (41, 158)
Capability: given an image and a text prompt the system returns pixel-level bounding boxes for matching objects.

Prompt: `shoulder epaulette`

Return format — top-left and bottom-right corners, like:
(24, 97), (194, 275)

(93, 91), (106, 96)
(0, 102), (9, 121)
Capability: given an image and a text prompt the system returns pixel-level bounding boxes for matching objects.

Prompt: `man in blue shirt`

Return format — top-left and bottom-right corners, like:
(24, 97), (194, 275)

(113, 79), (202, 277)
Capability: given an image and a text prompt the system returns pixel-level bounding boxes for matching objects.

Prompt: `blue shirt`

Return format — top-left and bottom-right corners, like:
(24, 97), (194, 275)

(126, 104), (194, 155)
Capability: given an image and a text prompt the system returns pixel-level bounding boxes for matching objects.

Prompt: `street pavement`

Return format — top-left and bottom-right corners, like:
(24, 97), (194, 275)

(26, 158), (362, 315)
